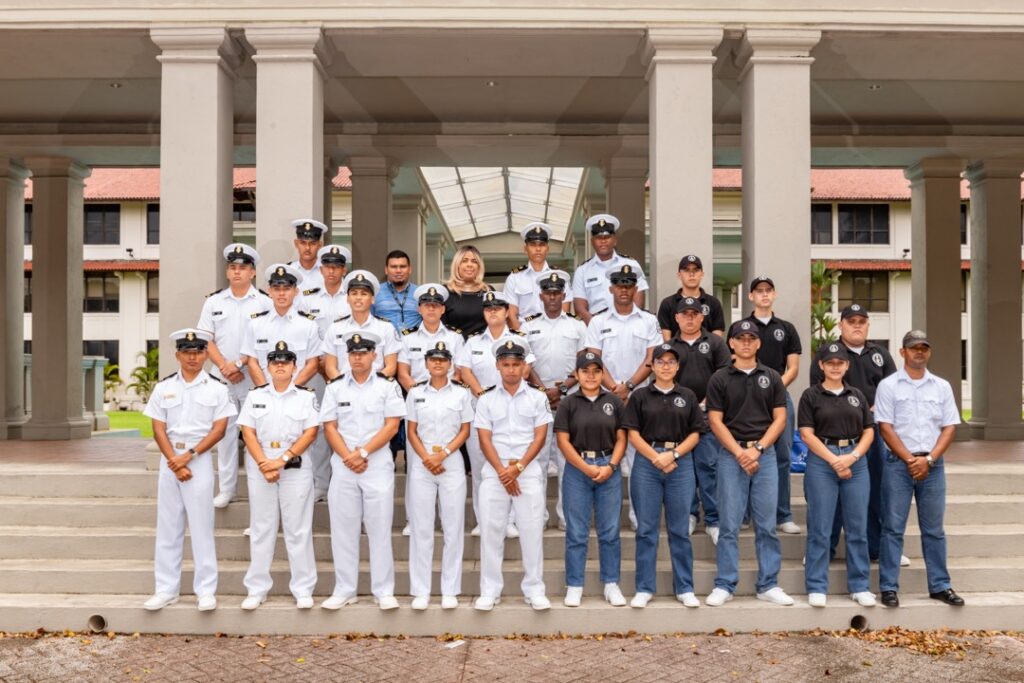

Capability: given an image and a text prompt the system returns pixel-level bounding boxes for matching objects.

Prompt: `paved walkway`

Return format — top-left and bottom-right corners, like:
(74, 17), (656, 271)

(0, 629), (1021, 682)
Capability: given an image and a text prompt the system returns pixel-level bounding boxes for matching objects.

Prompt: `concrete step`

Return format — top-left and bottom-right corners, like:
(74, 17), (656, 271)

(1, 524), (1021, 562)
(0, 556), (1020, 597)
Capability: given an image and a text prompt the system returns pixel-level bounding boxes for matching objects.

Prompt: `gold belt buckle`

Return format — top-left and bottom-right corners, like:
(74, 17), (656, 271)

(270, 441), (281, 448)
(432, 445), (443, 453)
(838, 439), (851, 447)
(173, 442), (185, 449)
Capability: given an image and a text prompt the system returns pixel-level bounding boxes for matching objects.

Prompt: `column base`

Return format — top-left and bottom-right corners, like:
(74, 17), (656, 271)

(20, 418), (92, 441)
(0, 416), (27, 440)
(93, 413), (111, 432)
(968, 419), (1024, 441)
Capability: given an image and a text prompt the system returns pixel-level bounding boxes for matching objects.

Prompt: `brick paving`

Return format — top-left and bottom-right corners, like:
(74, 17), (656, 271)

(0, 631), (1022, 682)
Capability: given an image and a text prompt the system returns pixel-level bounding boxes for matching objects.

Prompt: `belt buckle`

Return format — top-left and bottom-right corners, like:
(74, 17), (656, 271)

(270, 441), (281, 448)
(173, 442), (185, 450)
(581, 450), (596, 459)
(838, 439), (851, 447)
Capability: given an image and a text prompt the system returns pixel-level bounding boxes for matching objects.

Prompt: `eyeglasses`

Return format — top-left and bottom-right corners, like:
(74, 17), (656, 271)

(653, 359), (679, 368)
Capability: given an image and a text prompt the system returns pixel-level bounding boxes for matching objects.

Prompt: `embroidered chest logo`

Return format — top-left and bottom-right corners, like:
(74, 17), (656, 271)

(848, 395), (861, 408)
(757, 375), (771, 389)
(673, 396), (686, 408)
(602, 402), (614, 416)
(701, 305), (710, 316)
(773, 329), (785, 341)
(698, 342), (710, 354)
(872, 352), (884, 367)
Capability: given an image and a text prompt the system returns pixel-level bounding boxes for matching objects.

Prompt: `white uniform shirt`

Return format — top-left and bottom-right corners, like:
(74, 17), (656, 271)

(405, 379), (475, 447)
(584, 305), (661, 385)
(503, 261), (553, 320)
(236, 383), (320, 457)
(143, 370), (237, 447)
(196, 285), (271, 380)
(324, 314), (403, 375)
(398, 323), (465, 383)
(874, 368), (961, 453)
(473, 381), (553, 461)
(290, 260), (324, 293)
(520, 311), (587, 384)
(296, 286), (352, 337)
(571, 250), (649, 313)
(319, 372), (407, 448)
(240, 308), (324, 372)
(456, 327), (536, 390)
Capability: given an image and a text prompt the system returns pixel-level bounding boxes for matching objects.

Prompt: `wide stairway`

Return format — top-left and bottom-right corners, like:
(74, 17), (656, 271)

(1, 451), (1022, 635)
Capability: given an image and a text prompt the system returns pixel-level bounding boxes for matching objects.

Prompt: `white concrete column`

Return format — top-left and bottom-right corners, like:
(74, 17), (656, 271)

(643, 27), (722, 305)
(0, 159), (29, 439)
(736, 28), (819, 393)
(906, 158), (965, 412)
(349, 156), (396, 272)
(966, 160), (1024, 439)
(391, 195), (427, 282)
(247, 26), (329, 266)
(603, 156), (648, 271)
(151, 27), (239, 376)
(21, 157), (91, 440)
(424, 235), (445, 284)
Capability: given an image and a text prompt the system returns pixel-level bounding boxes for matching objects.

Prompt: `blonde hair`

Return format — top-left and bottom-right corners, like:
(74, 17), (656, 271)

(447, 245), (487, 292)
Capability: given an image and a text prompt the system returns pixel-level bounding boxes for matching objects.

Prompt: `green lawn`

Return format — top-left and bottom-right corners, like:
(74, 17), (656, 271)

(106, 410), (153, 438)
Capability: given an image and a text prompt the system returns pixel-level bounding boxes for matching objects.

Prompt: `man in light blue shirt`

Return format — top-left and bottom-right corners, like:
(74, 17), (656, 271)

(372, 250), (421, 332)
(873, 329), (963, 608)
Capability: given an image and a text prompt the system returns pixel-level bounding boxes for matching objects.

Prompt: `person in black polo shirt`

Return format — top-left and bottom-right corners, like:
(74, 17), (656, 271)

(622, 343), (703, 609)
(705, 319), (791, 607)
(554, 352), (628, 608)
(668, 296), (731, 545)
(745, 275), (802, 535)
(657, 254), (726, 340)
(798, 342), (877, 609)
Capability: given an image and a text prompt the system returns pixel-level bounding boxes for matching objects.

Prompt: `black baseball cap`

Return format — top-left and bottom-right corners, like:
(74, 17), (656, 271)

(678, 254), (703, 270)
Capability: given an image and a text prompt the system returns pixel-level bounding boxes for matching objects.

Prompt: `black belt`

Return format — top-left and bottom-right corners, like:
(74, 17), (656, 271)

(821, 437), (859, 447)
(652, 441), (680, 449)
(577, 449), (612, 460)
(737, 440), (760, 448)
(911, 452), (930, 457)
(283, 456), (302, 470)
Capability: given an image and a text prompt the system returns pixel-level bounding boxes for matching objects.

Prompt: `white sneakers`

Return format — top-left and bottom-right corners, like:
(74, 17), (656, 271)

(506, 524), (520, 539)
(143, 593), (178, 611)
(808, 592), (827, 607)
(630, 592), (653, 608)
(402, 524), (411, 537)
(563, 586), (583, 607)
(705, 526), (720, 546)
(314, 489), (328, 503)
(295, 596), (314, 609)
(212, 492), (234, 509)
(705, 588), (733, 607)
(850, 591), (877, 607)
(470, 525), (481, 537)
(676, 592), (700, 608)
(688, 515), (698, 536)
(241, 594), (266, 611)
(374, 595), (400, 610)
(321, 594), (358, 610)
(474, 596), (500, 611)
(756, 587), (795, 605)
(197, 594), (217, 612)
(441, 596), (459, 610)
(525, 595), (551, 611)
(411, 596), (430, 611)
(604, 583), (627, 607)
(778, 521), (802, 535)
(901, 554), (912, 567)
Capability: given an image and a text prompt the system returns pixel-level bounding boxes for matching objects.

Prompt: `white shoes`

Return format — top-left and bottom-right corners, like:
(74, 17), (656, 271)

(506, 524), (520, 539)
(212, 492), (235, 509)
(470, 525), (481, 537)
(689, 515), (698, 535)
(314, 488), (327, 502)
(850, 591), (877, 607)
(402, 524), (411, 537)
(526, 595), (551, 611)
(778, 521), (802, 534)
(296, 596), (314, 609)
(197, 594), (217, 612)
(604, 583), (627, 607)
(705, 526), (720, 546)
(241, 594), (266, 611)
(676, 592), (700, 608)
(630, 592), (653, 608)
(564, 586), (583, 607)
(474, 596), (500, 611)
(411, 596), (430, 611)
(808, 592), (827, 607)
(705, 588), (733, 607)
(143, 593), (178, 611)
(756, 587), (795, 606)
(547, 462), (559, 477)
(321, 594), (358, 610)
(375, 595), (400, 610)
(441, 595), (459, 610)
(901, 554), (911, 567)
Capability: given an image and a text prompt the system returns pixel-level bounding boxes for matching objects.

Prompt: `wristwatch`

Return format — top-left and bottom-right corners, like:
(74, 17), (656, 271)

(608, 461), (619, 472)
(754, 442), (765, 454)
(281, 451), (292, 464)
(514, 462), (525, 473)
(625, 381), (636, 391)
(358, 447), (368, 460)
(558, 383), (570, 396)
(925, 455), (935, 468)
(672, 450), (681, 461)
(442, 445), (452, 456)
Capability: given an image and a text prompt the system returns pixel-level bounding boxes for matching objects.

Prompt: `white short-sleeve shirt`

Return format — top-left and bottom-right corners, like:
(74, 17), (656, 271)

(874, 368), (961, 453)
(571, 250), (649, 313)
(240, 308), (324, 371)
(319, 372), (407, 450)
(502, 261), (553, 320)
(473, 380), (553, 462)
(196, 285), (271, 378)
(405, 379), (475, 447)
(520, 311), (587, 384)
(324, 314), (402, 376)
(456, 327), (536, 390)
(398, 323), (465, 384)
(584, 306), (661, 385)
(236, 383), (320, 457)
(144, 370), (237, 448)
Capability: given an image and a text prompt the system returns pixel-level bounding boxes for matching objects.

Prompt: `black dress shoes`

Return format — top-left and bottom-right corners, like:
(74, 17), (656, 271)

(880, 591), (899, 607)
(929, 588), (965, 606)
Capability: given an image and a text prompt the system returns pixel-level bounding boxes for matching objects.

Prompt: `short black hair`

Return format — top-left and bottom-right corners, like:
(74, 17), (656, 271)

(385, 250), (410, 264)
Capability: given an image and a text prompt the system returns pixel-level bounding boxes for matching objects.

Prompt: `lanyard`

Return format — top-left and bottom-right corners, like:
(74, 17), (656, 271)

(388, 282), (411, 324)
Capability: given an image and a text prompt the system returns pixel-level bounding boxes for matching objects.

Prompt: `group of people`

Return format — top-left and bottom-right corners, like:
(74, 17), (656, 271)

(142, 213), (964, 614)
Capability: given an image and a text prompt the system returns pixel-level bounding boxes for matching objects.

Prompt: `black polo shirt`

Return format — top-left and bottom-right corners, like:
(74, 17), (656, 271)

(797, 383), (874, 440)
(657, 288), (726, 337)
(553, 390), (625, 452)
(808, 341), (896, 407)
(621, 383), (702, 444)
(745, 314), (801, 376)
(706, 363), (786, 442)
(668, 333), (732, 402)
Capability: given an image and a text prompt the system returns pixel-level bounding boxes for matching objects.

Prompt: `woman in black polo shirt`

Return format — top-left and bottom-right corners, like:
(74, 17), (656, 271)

(622, 343), (703, 609)
(554, 352), (627, 608)
(798, 343), (876, 608)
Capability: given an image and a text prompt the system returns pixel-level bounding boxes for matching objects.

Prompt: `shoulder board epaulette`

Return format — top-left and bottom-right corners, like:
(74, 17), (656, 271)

(528, 382), (546, 392)
(251, 310), (269, 319)
(208, 375), (227, 385)
(567, 312), (582, 320)
(524, 313), (542, 322)
(206, 287), (224, 298)
(374, 314), (391, 323)
(334, 314), (351, 323)
(401, 325), (419, 336)
(295, 384), (314, 392)
(510, 263), (528, 274)
(619, 253), (633, 260)
(453, 380), (470, 389)
(591, 307), (608, 317)
(257, 288), (270, 297)
(467, 330), (484, 338)
(511, 329), (526, 337)
(480, 385), (496, 394)
(376, 372), (396, 381)
(326, 374), (345, 384)
(412, 380), (428, 388)
(302, 287), (321, 296)
(160, 372), (177, 382)
(297, 310), (317, 320)
(251, 383), (268, 391)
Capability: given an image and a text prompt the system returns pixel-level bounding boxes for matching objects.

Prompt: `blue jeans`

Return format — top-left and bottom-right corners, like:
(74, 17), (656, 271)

(631, 448), (696, 595)
(804, 445), (870, 594)
(689, 431), (720, 527)
(715, 444), (781, 594)
(562, 454), (622, 587)
(830, 425), (886, 560)
(879, 453), (951, 594)
(775, 391), (795, 524)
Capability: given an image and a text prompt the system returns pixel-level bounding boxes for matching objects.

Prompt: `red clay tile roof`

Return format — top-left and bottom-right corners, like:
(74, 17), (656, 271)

(23, 259), (159, 273)
(821, 259), (1024, 271)
(711, 169), (988, 201)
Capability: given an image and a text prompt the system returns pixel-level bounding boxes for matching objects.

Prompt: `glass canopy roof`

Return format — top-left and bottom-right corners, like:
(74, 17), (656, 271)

(420, 167), (584, 242)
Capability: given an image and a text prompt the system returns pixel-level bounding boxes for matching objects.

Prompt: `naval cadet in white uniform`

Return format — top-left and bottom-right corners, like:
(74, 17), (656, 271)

(143, 329), (236, 612)
(396, 283), (465, 387)
(324, 270), (402, 379)
(571, 214), (649, 324)
(288, 218), (327, 293)
(503, 222), (562, 329)
(236, 340), (321, 610)
(196, 243), (270, 509)
(405, 340), (474, 610)
(320, 331), (407, 611)
(473, 339), (554, 612)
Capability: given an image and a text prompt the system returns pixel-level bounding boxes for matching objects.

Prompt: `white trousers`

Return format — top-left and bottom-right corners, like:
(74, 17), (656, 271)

(328, 449), (395, 599)
(479, 459), (546, 599)
(467, 427), (516, 529)
(407, 452), (466, 597)
(539, 427), (564, 526)
(154, 452), (218, 597)
(243, 454), (317, 599)
(214, 395), (242, 497)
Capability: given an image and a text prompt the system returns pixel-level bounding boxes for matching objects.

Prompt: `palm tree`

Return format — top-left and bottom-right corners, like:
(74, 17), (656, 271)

(810, 260), (841, 355)
(126, 348), (159, 402)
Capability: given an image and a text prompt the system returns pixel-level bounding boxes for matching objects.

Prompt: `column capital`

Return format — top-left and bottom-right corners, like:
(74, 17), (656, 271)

(347, 155), (398, 182)
(965, 159), (1024, 183)
(151, 26), (242, 75)
(602, 156), (649, 182)
(393, 194), (427, 214)
(23, 157), (90, 182)
(734, 28), (820, 79)
(0, 158), (30, 182)
(642, 27), (723, 80)
(245, 25), (331, 77)
(904, 157), (964, 183)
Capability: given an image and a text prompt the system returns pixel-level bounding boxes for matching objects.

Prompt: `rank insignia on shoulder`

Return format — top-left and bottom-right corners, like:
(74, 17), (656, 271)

(160, 372), (177, 382)
(258, 288), (270, 297)
(528, 383), (546, 392)
(297, 310), (317, 320)
(251, 383), (269, 390)
(466, 330), (484, 338)
(376, 372), (395, 381)
(295, 384), (314, 392)
(412, 380), (428, 387)
(567, 312), (581, 320)
(454, 380), (470, 389)
(374, 314), (390, 323)
(480, 385), (496, 394)
(206, 288), (224, 298)
(524, 313), (542, 322)
(511, 329), (526, 337)
(334, 315), (352, 323)
(402, 326), (419, 336)
(209, 376), (226, 385)
(251, 310), (269, 319)
(591, 308), (608, 317)
(302, 287), (321, 296)
(326, 374), (345, 384)
(510, 263), (528, 274)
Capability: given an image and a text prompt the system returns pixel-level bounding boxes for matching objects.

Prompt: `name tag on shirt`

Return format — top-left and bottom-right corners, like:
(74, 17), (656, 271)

(586, 277), (599, 284)
(411, 347), (422, 352)
(527, 330), (541, 335)
(257, 338), (268, 344)
(472, 350), (483, 355)
(212, 311), (224, 316)
(414, 398), (425, 403)
(600, 328), (612, 334)
(253, 403), (266, 409)
(338, 402), (351, 407)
